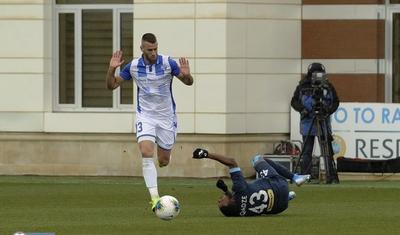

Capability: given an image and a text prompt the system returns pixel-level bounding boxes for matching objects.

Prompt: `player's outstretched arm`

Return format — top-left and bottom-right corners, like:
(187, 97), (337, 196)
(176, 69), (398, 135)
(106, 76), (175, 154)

(193, 148), (238, 169)
(106, 50), (125, 90)
(177, 57), (193, 86)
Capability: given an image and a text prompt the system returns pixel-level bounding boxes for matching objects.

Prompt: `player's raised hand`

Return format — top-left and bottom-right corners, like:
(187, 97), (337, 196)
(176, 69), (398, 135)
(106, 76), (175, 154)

(179, 57), (191, 76)
(109, 50), (125, 69)
(193, 148), (209, 159)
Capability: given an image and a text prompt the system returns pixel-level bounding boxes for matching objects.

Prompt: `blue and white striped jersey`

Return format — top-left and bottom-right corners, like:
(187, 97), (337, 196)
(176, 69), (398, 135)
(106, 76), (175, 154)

(119, 54), (180, 118)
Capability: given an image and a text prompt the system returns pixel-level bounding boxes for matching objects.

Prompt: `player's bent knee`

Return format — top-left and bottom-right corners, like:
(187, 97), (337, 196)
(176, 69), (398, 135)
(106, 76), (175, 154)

(141, 149), (154, 158)
(157, 146), (172, 167)
(158, 159), (170, 167)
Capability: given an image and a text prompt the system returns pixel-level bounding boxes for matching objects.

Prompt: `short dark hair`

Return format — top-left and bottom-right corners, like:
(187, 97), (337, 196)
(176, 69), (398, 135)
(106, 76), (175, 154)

(142, 33), (157, 44)
(219, 197), (239, 217)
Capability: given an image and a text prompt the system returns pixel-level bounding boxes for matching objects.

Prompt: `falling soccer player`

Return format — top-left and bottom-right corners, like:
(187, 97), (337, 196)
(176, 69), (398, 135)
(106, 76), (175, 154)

(193, 148), (310, 216)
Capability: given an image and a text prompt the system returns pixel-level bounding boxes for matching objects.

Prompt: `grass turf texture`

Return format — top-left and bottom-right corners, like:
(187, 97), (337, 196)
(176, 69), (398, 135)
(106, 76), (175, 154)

(0, 176), (399, 235)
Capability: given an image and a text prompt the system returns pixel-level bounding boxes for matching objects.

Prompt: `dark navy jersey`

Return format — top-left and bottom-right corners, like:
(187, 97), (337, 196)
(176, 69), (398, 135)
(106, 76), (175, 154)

(230, 168), (289, 217)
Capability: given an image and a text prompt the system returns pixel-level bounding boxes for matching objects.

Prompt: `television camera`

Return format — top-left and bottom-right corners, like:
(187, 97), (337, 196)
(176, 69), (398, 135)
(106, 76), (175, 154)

(311, 71), (330, 117)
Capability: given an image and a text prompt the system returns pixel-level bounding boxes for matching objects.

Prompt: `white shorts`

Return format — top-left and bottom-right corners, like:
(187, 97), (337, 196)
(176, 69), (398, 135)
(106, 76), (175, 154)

(135, 114), (178, 150)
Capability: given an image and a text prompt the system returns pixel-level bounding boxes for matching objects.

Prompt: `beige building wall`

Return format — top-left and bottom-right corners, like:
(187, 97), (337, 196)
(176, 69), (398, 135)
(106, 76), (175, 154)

(0, 0), (52, 132)
(0, 0), (302, 134)
(0, 0), (301, 177)
(134, 0), (302, 134)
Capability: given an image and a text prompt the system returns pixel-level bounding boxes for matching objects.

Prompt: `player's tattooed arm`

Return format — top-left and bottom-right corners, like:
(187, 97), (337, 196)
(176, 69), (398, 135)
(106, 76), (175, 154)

(193, 149), (238, 169)
(208, 153), (238, 169)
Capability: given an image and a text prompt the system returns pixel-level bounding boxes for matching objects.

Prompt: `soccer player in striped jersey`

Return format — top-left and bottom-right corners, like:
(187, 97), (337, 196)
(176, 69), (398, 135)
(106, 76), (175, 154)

(106, 33), (193, 211)
(193, 148), (310, 216)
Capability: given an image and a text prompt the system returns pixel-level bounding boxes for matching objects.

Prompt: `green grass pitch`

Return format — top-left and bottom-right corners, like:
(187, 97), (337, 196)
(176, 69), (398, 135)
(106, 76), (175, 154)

(1, 176), (400, 235)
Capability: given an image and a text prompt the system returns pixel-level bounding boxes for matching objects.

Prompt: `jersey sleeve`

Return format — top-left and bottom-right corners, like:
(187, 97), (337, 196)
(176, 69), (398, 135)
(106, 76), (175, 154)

(119, 62), (132, 80)
(168, 57), (181, 77)
(230, 168), (247, 193)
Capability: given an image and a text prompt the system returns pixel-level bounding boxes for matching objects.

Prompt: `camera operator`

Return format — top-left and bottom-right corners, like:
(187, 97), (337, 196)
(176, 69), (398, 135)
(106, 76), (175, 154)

(291, 63), (339, 183)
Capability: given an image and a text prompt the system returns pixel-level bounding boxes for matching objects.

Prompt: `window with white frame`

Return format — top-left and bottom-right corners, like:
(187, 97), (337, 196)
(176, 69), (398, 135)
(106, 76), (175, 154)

(55, 0), (133, 111)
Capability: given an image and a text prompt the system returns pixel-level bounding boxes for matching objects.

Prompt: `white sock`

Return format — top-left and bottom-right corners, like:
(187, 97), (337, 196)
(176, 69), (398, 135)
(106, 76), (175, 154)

(142, 158), (159, 199)
(148, 187), (159, 199)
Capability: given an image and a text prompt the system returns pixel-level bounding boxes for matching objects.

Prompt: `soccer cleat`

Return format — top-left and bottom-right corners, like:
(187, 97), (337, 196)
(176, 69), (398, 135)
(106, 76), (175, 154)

(292, 174), (311, 186)
(251, 155), (263, 166)
(150, 197), (160, 212)
(288, 191), (296, 201)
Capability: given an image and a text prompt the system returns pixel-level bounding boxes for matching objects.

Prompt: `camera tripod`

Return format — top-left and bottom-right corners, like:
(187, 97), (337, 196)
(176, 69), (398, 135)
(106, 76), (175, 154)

(294, 113), (339, 184)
